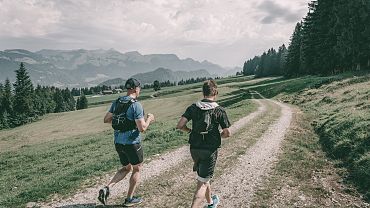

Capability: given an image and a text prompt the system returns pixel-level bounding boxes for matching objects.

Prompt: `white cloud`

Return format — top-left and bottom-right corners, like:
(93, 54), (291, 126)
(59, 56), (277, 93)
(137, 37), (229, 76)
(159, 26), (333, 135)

(0, 0), (61, 37)
(0, 0), (310, 66)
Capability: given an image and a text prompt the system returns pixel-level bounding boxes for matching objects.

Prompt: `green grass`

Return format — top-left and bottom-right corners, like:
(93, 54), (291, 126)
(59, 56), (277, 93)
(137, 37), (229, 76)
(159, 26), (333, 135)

(87, 76), (255, 106)
(0, 77), (258, 207)
(0, 132), (116, 206)
(87, 89), (153, 106)
(3, 70), (368, 206)
(246, 70), (370, 201)
(251, 112), (333, 207)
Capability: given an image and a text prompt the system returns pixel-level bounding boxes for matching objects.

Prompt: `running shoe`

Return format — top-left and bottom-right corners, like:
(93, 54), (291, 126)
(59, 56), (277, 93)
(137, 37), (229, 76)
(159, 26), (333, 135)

(98, 186), (110, 205)
(207, 195), (220, 208)
(124, 196), (143, 207)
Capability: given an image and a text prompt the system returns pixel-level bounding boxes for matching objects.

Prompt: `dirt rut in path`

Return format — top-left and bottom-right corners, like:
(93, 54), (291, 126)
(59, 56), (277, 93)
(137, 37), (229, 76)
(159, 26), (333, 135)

(39, 99), (266, 208)
(213, 100), (293, 208)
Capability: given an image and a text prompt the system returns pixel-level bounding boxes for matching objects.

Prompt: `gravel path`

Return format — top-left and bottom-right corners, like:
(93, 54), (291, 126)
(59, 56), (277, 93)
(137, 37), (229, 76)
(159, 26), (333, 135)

(40, 147), (189, 208)
(212, 100), (293, 208)
(38, 99), (266, 208)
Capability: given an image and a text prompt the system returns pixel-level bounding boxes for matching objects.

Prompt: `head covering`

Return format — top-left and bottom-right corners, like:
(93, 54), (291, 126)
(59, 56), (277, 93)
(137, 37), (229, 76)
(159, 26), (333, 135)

(125, 78), (141, 89)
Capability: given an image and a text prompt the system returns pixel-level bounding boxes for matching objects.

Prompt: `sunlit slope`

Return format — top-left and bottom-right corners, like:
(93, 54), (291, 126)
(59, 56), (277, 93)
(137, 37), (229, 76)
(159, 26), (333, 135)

(0, 75), (258, 207)
(0, 76), (255, 153)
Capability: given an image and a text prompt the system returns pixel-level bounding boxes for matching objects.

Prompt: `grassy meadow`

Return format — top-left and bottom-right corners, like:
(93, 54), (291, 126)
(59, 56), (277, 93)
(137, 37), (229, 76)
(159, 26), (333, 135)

(1, 72), (369, 207)
(246, 71), (370, 201)
(0, 75), (256, 207)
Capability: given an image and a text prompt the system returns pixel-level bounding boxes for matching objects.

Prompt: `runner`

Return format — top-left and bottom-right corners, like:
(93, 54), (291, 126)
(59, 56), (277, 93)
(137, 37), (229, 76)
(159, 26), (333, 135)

(176, 79), (231, 208)
(98, 78), (155, 207)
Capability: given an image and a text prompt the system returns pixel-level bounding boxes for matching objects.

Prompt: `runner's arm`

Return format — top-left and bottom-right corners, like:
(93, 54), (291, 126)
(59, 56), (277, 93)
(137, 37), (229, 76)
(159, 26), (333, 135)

(135, 113), (154, 132)
(104, 112), (113, 123)
(176, 117), (191, 133)
(219, 108), (231, 138)
(221, 128), (231, 138)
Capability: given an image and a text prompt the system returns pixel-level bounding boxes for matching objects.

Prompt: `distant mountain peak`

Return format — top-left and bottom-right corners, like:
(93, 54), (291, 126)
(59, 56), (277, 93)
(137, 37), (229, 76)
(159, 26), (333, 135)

(154, 67), (172, 72)
(1, 48), (229, 88)
(124, 51), (142, 56)
(4, 49), (34, 55)
(131, 67), (212, 84)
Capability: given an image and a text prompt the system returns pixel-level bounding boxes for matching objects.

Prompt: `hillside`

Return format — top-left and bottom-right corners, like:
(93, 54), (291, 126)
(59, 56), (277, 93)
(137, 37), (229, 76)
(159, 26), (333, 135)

(1, 73), (369, 207)
(131, 68), (212, 84)
(0, 49), (228, 87)
(98, 78), (126, 87)
(242, 71), (370, 202)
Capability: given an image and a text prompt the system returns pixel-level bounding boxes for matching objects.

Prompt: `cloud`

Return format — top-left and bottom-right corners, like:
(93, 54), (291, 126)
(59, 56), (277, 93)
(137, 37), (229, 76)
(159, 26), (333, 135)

(258, 0), (304, 24)
(0, 0), (310, 66)
(0, 0), (61, 37)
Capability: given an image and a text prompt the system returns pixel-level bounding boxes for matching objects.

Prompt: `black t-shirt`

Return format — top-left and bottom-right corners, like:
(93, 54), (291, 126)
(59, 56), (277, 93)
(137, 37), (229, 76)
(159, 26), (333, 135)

(182, 99), (231, 150)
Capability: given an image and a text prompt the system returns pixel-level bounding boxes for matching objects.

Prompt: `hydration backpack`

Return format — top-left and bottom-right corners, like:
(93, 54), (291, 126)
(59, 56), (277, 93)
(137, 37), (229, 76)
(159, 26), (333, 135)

(193, 108), (215, 135)
(111, 98), (137, 132)
(192, 101), (219, 136)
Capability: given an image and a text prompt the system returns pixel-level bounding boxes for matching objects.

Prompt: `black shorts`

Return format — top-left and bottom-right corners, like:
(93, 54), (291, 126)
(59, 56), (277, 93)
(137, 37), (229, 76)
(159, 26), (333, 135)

(115, 143), (143, 166)
(190, 148), (218, 180)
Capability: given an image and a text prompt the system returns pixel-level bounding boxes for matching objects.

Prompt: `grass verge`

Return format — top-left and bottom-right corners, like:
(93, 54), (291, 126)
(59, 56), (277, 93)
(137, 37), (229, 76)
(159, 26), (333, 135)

(251, 109), (369, 207)
(247, 70), (370, 202)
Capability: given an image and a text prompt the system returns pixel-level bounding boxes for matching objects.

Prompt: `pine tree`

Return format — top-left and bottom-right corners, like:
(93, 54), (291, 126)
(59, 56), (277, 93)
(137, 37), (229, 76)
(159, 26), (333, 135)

(76, 97), (81, 110)
(2, 79), (13, 128)
(34, 85), (44, 116)
(0, 83), (4, 129)
(0, 83), (3, 110)
(2, 79), (13, 113)
(286, 22), (303, 76)
(242, 1), (370, 76)
(315, 0), (338, 74)
(363, 0), (370, 69)
(54, 88), (66, 113)
(153, 80), (161, 91)
(63, 88), (76, 111)
(78, 94), (88, 110)
(254, 52), (264, 77)
(345, 0), (370, 70)
(299, 1), (319, 74)
(278, 44), (288, 74)
(242, 61), (248, 75)
(13, 63), (35, 125)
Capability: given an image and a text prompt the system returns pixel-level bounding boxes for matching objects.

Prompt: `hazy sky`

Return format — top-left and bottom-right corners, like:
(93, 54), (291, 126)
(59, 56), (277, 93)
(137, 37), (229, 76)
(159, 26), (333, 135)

(0, 0), (310, 67)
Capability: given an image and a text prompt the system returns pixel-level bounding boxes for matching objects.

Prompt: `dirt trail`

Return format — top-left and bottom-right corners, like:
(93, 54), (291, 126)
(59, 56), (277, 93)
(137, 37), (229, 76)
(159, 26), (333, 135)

(39, 99), (267, 208)
(213, 100), (292, 207)
(131, 99), (285, 208)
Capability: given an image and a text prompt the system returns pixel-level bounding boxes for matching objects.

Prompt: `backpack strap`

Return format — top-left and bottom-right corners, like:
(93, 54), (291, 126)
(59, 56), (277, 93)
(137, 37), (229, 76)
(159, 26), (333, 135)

(113, 98), (136, 115)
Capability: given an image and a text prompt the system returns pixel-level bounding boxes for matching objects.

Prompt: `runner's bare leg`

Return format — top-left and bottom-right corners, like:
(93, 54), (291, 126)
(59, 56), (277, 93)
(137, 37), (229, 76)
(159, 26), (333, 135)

(107, 164), (132, 188)
(127, 163), (142, 198)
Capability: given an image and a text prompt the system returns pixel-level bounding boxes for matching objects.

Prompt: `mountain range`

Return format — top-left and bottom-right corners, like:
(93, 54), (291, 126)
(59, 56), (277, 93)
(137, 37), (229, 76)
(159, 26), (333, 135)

(98, 67), (213, 87)
(0, 49), (236, 87)
(131, 68), (212, 85)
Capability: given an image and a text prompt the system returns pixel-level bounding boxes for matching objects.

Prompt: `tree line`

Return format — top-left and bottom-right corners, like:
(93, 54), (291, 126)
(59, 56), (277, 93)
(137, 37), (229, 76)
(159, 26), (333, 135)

(71, 85), (112, 96)
(151, 77), (221, 91)
(178, 77), (219, 85)
(243, 45), (288, 77)
(243, 0), (370, 77)
(0, 63), (87, 130)
(69, 76), (220, 96)
(143, 80), (177, 90)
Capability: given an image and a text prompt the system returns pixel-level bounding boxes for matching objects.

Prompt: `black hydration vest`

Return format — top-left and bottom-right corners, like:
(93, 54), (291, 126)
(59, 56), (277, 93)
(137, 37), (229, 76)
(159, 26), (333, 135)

(111, 98), (137, 132)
